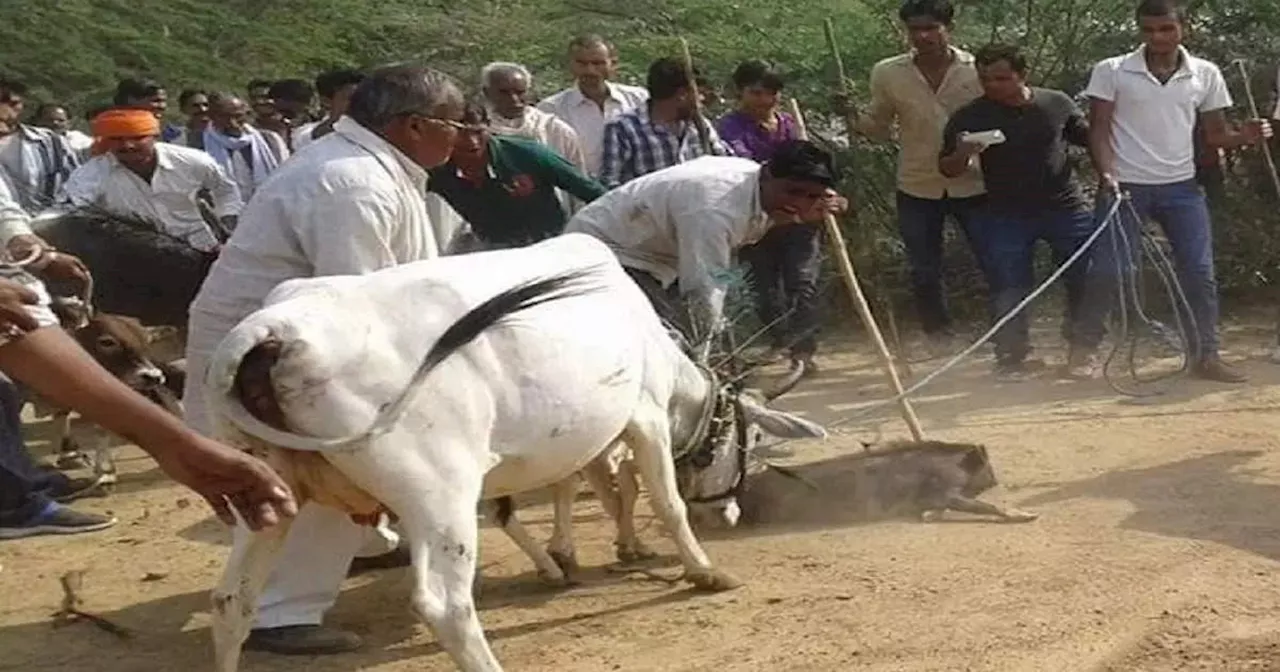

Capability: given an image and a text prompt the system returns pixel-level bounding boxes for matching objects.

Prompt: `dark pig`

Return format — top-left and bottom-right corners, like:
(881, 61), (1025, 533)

(738, 439), (1038, 526)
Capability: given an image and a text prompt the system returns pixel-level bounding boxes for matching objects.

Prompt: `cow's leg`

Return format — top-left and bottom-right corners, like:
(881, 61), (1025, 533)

(327, 443), (501, 671)
(617, 457), (658, 563)
(624, 413), (741, 592)
(485, 496), (568, 587)
(211, 518), (293, 672)
(51, 411), (89, 470)
(545, 477), (580, 576)
(87, 429), (117, 486)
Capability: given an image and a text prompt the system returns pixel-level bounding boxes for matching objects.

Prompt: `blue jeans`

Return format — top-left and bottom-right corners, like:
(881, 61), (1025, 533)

(976, 207), (1106, 363)
(0, 375), (68, 525)
(896, 191), (988, 335)
(1091, 180), (1220, 360)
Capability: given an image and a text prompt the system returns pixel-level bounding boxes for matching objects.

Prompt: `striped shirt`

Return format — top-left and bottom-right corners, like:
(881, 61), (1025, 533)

(598, 105), (732, 189)
(0, 125), (80, 215)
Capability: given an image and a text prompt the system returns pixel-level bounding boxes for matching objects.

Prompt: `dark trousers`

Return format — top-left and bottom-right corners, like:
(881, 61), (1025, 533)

(976, 207), (1106, 363)
(896, 191), (988, 335)
(624, 266), (685, 333)
(0, 375), (66, 525)
(1090, 180), (1220, 360)
(739, 223), (822, 358)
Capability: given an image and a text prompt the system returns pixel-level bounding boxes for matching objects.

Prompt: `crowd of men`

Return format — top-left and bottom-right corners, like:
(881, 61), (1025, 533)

(0, 0), (1275, 657)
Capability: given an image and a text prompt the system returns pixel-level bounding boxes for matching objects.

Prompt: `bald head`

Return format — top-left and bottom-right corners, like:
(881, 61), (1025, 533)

(207, 92), (251, 136)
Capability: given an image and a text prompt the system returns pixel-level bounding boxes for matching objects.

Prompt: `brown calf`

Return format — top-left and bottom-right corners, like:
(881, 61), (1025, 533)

(27, 298), (184, 484)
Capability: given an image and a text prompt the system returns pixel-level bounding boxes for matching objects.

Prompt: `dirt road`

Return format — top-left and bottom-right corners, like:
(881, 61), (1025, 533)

(4, 321), (1280, 672)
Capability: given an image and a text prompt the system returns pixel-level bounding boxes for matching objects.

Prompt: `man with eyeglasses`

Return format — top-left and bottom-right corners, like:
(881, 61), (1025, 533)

(428, 102), (606, 252)
(183, 64), (467, 657)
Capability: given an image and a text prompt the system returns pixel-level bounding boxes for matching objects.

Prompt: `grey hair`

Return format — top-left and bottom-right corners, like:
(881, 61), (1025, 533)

(479, 62), (532, 90)
(346, 64), (464, 129)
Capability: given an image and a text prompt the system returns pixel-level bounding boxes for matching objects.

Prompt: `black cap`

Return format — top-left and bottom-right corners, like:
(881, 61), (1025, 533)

(766, 140), (837, 188)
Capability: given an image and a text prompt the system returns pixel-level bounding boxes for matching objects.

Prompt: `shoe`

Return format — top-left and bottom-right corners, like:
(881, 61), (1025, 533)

(1192, 357), (1247, 383)
(925, 331), (957, 358)
(1062, 349), (1100, 380)
(994, 358), (1044, 382)
(0, 504), (116, 540)
(790, 355), (819, 376)
(52, 476), (107, 503)
(244, 625), (363, 656)
(347, 546), (412, 577)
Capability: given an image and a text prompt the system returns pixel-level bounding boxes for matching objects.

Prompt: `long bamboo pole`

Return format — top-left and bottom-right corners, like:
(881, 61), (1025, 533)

(789, 98), (925, 440)
(1231, 60), (1280, 201)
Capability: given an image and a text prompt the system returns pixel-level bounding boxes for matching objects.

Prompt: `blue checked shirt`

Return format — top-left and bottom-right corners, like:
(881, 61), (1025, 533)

(598, 105), (733, 189)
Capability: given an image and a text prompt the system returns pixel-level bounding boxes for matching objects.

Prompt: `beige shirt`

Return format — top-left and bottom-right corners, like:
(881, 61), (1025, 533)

(859, 47), (985, 199)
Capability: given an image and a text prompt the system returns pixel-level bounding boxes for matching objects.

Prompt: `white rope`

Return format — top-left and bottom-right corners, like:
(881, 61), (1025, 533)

(819, 193), (1128, 433)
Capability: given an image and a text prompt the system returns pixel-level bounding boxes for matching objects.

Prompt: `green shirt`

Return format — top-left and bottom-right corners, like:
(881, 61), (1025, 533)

(428, 136), (607, 248)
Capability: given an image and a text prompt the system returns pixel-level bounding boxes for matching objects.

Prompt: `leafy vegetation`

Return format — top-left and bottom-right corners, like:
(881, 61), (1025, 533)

(5, 0), (1280, 324)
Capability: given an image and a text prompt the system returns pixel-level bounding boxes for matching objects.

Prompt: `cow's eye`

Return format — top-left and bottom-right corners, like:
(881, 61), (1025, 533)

(96, 335), (120, 350)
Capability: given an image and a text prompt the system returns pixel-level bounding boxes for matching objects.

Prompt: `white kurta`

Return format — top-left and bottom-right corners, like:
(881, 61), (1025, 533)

(185, 116), (441, 630)
(56, 143), (241, 251)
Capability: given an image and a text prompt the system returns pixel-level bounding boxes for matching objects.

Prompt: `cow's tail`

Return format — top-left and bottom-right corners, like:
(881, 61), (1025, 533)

(210, 268), (602, 452)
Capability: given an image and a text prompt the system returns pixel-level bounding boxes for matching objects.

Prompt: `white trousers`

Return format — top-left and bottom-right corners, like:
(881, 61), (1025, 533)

(185, 322), (399, 628)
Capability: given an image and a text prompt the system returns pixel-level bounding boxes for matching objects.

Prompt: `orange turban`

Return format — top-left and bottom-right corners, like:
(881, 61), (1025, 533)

(91, 108), (160, 139)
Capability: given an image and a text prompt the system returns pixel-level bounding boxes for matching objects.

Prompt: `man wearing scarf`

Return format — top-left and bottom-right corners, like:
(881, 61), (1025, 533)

(55, 107), (241, 251)
(202, 93), (288, 201)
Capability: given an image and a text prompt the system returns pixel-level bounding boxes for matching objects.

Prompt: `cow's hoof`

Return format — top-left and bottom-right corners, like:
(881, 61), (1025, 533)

(56, 452), (91, 470)
(920, 509), (944, 523)
(536, 568), (571, 588)
(547, 549), (579, 575)
(616, 543), (658, 564)
(1001, 509), (1040, 523)
(687, 569), (742, 592)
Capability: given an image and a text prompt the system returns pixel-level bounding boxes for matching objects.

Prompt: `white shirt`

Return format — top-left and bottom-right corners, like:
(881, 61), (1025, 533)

(189, 117), (442, 335)
(1085, 45), (1232, 185)
(56, 143), (241, 251)
(537, 82), (649, 177)
(563, 156), (769, 329)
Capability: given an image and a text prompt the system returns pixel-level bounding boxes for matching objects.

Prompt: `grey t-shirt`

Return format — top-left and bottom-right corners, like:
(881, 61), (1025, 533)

(941, 87), (1090, 214)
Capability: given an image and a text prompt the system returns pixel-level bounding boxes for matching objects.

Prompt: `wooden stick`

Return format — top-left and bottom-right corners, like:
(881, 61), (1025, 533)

(823, 19), (857, 142)
(678, 37), (713, 156)
(789, 98), (925, 440)
(1233, 60), (1280, 201)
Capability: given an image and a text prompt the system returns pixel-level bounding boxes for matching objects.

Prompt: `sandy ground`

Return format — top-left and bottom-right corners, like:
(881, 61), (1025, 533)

(5, 317), (1280, 672)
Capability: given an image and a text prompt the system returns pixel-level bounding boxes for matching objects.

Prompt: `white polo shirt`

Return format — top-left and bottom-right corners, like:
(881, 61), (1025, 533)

(1084, 45), (1232, 185)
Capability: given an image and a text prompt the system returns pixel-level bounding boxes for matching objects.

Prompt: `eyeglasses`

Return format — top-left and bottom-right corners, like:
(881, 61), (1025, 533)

(411, 115), (484, 132)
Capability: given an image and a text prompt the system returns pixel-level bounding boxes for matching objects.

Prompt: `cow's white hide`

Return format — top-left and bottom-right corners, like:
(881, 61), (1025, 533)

(205, 234), (745, 672)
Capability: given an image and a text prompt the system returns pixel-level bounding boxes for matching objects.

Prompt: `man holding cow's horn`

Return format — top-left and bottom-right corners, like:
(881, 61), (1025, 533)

(564, 139), (849, 353)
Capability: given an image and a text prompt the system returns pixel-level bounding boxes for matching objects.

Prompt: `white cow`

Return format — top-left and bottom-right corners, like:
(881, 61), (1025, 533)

(204, 233), (824, 672)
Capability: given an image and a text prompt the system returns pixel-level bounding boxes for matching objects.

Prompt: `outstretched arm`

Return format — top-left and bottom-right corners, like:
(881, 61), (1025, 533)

(0, 283), (297, 529)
